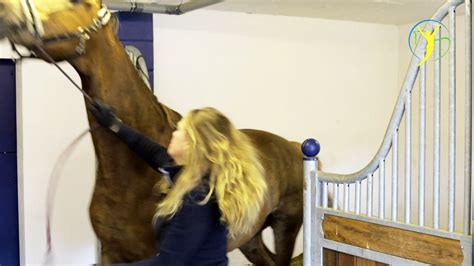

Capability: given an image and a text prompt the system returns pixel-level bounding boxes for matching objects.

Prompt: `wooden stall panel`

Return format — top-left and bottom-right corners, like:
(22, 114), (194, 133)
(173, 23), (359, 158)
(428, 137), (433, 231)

(323, 215), (463, 265)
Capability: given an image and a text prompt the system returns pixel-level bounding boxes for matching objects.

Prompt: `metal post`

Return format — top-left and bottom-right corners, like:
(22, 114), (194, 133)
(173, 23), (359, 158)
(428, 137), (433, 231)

(301, 139), (323, 266)
(303, 159), (315, 266)
(302, 139), (321, 265)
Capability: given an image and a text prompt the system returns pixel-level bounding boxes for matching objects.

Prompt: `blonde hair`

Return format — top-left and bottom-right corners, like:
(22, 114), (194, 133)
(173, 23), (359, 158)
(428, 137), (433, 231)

(156, 107), (267, 237)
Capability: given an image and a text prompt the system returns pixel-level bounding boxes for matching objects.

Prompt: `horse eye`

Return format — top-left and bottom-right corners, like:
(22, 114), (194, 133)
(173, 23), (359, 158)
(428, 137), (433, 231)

(70, 0), (80, 4)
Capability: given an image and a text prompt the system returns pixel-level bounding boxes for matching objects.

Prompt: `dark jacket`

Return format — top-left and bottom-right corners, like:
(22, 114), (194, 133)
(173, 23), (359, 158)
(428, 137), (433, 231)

(113, 124), (228, 266)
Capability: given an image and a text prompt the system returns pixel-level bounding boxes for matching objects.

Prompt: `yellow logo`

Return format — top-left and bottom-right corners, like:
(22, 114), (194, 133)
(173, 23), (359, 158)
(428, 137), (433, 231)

(408, 20), (450, 66)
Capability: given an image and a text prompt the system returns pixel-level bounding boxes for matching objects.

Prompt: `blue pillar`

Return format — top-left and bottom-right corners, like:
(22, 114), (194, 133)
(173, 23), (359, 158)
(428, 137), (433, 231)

(117, 12), (154, 91)
(0, 59), (19, 266)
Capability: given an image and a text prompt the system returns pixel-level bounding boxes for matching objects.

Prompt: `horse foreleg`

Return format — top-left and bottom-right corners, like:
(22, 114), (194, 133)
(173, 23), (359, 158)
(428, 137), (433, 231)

(271, 204), (303, 266)
(239, 230), (276, 266)
(100, 247), (113, 266)
(99, 242), (126, 265)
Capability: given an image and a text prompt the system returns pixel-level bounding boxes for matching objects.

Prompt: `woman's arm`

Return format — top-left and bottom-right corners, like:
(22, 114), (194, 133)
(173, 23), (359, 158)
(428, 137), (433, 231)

(115, 122), (174, 169)
(89, 99), (174, 169)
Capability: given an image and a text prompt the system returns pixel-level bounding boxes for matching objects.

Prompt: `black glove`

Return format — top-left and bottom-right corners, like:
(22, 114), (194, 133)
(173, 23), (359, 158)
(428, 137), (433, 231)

(89, 99), (122, 131)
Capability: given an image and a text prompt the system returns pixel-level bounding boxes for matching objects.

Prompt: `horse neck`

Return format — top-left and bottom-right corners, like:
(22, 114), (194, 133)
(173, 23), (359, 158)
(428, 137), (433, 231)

(69, 27), (179, 145)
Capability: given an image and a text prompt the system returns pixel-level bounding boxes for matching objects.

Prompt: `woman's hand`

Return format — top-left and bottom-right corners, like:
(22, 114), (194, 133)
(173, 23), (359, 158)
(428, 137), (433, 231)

(89, 99), (122, 132)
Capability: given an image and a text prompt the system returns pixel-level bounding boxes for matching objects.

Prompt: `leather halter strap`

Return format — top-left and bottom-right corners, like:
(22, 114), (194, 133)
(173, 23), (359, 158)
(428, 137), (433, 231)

(20, 1), (112, 55)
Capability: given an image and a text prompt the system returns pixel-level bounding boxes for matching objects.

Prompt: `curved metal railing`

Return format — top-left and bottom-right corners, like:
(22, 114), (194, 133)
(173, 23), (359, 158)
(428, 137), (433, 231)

(318, 0), (465, 184)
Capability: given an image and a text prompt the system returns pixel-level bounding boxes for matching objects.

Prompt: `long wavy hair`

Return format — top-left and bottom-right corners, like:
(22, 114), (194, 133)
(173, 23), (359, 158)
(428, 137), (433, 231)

(155, 107), (267, 237)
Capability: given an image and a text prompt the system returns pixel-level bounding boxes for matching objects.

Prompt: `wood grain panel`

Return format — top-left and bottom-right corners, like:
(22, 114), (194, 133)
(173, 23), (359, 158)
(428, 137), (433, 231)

(323, 215), (463, 265)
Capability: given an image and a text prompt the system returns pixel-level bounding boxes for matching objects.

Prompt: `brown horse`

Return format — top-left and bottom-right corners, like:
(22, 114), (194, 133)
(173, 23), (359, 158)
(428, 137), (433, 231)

(0, 1), (304, 265)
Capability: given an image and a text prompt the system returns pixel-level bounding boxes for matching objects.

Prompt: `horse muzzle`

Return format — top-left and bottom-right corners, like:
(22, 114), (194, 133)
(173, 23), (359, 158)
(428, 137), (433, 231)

(0, 4), (8, 39)
(0, 0), (31, 40)
(0, 20), (25, 41)
(0, 25), (7, 39)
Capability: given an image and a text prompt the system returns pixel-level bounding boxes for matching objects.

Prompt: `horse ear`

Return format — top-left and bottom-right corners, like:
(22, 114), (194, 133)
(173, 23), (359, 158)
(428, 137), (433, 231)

(110, 13), (119, 34)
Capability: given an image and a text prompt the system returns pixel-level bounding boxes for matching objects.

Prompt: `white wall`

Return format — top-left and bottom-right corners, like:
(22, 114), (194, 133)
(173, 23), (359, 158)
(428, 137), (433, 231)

(0, 40), (13, 59)
(0, 40), (27, 59)
(16, 59), (97, 265)
(153, 10), (400, 265)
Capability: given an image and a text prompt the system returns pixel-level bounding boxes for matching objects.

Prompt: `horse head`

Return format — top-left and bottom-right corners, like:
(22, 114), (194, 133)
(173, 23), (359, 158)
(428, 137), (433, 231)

(0, 0), (117, 61)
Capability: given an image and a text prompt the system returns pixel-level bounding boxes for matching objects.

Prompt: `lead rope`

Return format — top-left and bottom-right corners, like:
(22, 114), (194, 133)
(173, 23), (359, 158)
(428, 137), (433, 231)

(43, 125), (99, 265)
(33, 43), (95, 104)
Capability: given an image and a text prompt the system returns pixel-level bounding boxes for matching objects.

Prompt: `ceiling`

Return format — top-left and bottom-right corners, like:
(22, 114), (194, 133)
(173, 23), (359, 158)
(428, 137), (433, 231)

(205, 0), (460, 25)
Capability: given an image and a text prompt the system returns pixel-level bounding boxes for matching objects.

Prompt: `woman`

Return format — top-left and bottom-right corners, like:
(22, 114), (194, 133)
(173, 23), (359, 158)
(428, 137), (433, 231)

(89, 100), (268, 266)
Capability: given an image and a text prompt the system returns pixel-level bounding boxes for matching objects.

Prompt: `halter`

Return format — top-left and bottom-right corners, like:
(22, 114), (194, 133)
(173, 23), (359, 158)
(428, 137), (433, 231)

(12, 1), (113, 104)
(20, 0), (112, 55)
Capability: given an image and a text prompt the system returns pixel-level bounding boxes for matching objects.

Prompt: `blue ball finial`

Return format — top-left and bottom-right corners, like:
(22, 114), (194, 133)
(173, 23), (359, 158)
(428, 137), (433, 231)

(301, 138), (320, 157)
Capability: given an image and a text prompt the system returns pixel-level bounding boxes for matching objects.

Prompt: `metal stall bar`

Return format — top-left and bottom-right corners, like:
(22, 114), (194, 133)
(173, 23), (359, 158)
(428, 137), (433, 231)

(392, 131), (399, 222)
(368, 174), (373, 217)
(323, 182), (328, 208)
(379, 160), (385, 219)
(448, 6), (456, 233)
(433, 25), (442, 230)
(344, 184), (349, 212)
(356, 181), (361, 215)
(405, 88), (412, 224)
(419, 61), (426, 227)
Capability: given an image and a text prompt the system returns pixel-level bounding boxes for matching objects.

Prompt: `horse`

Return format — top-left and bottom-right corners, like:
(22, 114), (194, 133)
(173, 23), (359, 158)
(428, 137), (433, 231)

(0, 1), (304, 265)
